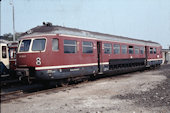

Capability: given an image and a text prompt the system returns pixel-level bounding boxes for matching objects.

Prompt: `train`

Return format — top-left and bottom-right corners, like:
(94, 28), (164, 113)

(16, 23), (163, 83)
(8, 42), (18, 75)
(0, 41), (18, 79)
(0, 42), (9, 77)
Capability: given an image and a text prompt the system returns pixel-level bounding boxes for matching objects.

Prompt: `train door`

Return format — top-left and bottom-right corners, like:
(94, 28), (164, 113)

(145, 46), (148, 66)
(97, 41), (102, 72)
(145, 46), (148, 59)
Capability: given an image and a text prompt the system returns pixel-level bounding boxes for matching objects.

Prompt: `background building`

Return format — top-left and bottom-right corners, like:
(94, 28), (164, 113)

(162, 47), (170, 64)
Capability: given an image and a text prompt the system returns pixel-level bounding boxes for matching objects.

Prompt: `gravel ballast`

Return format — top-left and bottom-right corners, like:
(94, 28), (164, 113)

(1, 65), (170, 113)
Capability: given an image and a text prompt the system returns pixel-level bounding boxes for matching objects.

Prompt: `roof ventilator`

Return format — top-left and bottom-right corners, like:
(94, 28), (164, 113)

(43, 22), (53, 27)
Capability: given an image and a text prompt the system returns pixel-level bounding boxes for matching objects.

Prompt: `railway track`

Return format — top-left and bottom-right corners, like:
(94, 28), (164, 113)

(1, 65), (168, 103)
(1, 90), (23, 102)
(0, 74), (138, 103)
(0, 82), (85, 103)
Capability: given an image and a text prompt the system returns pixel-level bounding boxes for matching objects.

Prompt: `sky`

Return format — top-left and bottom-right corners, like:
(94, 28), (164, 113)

(1, 0), (170, 49)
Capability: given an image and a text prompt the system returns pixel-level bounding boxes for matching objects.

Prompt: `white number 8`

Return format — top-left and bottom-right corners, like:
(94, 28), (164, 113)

(36, 57), (41, 65)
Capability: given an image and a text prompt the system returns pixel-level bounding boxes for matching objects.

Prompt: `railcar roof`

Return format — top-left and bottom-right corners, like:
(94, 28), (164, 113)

(20, 25), (161, 47)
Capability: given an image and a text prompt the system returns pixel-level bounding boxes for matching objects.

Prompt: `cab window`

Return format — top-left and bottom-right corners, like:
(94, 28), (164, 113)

(32, 39), (46, 51)
(2, 46), (7, 58)
(153, 48), (157, 54)
(150, 47), (153, 54)
(19, 40), (31, 52)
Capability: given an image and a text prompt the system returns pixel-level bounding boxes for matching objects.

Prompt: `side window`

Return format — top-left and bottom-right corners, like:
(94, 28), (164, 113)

(114, 44), (120, 54)
(135, 46), (139, 54)
(64, 40), (77, 53)
(153, 48), (157, 54)
(52, 38), (59, 51)
(82, 41), (93, 53)
(140, 47), (144, 54)
(2, 46), (7, 58)
(128, 46), (134, 54)
(150, 47), (153, 54)
(121, 45), (127, 54)
(104, 43), (112, 54)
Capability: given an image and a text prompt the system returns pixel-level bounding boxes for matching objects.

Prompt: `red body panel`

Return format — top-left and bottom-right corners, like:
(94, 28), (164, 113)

(101, 41), (146, 63)
(17, 35), (162, 69)
(17, 36), (98, 68)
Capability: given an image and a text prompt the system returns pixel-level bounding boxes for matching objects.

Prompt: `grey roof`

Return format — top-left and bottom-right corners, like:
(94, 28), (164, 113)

(20, 24), (161, 47)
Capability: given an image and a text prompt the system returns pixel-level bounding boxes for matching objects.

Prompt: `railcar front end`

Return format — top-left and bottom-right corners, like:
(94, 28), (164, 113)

(0, 43), (9, 77)
(16, 37), (47, 81)
(145, 46), (163, 67)
(16, 35), (98, 82)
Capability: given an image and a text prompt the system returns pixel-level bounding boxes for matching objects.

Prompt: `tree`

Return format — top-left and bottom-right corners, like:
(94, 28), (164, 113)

(1, 33), (22, 41)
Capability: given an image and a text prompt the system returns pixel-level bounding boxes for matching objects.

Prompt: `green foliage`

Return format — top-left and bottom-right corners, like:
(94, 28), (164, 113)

(1, 33), (22, 41)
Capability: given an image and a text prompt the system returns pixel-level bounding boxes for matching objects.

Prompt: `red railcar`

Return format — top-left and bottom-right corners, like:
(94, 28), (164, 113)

(8, 42), (18, 70)
(0, 41), (18, 79)
(16, 23), (162, 82)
